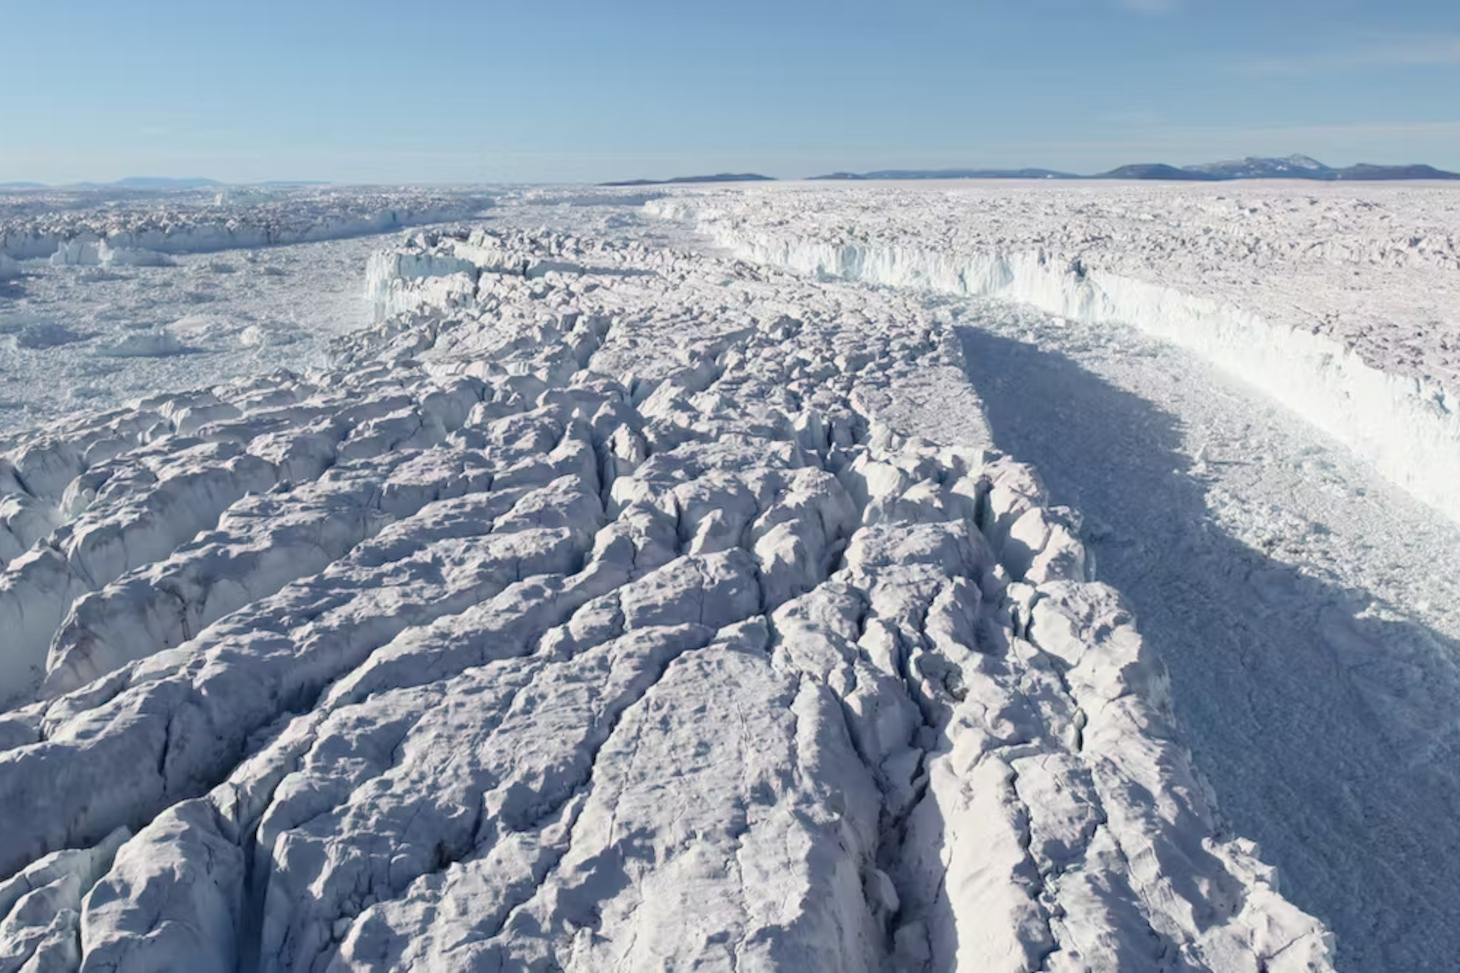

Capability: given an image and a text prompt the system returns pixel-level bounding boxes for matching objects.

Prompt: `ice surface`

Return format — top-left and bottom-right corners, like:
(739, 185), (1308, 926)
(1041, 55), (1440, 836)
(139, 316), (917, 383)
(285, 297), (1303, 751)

(43, 239), (177, 269)
(93, 330), (194, 358)
(947, 309), (1460, 972)
(0, 219), (1331, 971)
(5, 322), (88, 351)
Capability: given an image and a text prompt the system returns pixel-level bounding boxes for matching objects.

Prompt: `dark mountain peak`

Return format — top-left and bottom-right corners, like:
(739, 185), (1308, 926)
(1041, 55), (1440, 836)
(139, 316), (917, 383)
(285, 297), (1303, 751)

(1184, 155), (1336, 179)
(1334, 163), (1460, 181)
(1100, 164), (1222, 181)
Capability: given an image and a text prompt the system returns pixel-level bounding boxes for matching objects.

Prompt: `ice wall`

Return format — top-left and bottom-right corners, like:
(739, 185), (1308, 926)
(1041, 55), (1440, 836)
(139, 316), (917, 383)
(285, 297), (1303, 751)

(365, 248), (482, 320)
(48, 239), (175, 268)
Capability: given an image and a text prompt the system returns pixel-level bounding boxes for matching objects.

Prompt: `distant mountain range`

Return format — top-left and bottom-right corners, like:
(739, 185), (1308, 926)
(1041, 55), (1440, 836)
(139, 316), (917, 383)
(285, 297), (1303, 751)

(42, 177), (227, 190)
(598, 157), (1459, 185)
(5, 158), (1457, 194)
(1100, 163), (1220, 181)
(1183, 155), (1333, 179)
(810, 156), (1460, 182)
(0, 177), (331, 191)
(598, 173), (775, 187)
(110, 177), (223, 189)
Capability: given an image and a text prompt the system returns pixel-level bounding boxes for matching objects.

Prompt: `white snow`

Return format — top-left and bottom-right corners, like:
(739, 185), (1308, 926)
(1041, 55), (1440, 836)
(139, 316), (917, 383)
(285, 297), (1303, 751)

(0, 214), (1335, 971)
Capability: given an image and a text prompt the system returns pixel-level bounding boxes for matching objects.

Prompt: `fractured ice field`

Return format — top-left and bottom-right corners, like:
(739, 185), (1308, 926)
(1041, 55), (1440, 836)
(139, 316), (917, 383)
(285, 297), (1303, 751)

(1, 181), (1458, 971)
(0, 187), (491, 432)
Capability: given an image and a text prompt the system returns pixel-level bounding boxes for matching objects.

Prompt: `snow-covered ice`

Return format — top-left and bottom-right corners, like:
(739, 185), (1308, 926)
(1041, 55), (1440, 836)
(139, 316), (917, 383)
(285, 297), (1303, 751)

(0, 202), (1340, 971)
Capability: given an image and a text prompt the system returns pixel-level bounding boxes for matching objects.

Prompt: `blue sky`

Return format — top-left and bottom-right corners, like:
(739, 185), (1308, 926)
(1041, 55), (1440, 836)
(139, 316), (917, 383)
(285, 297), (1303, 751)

(2, 0), (1458, 184)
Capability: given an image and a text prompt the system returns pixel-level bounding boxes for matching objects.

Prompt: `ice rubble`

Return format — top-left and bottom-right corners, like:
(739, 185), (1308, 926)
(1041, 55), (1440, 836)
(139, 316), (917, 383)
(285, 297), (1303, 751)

(0, 232), (414, 432)
(0, 189), (495, 432)
(646, 188), (1460, 526)
(0, 227), (1330, 970)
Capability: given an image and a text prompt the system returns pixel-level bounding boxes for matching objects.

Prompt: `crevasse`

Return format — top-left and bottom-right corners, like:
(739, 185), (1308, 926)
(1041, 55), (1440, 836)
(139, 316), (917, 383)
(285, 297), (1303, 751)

(651, 198), (1460, 526)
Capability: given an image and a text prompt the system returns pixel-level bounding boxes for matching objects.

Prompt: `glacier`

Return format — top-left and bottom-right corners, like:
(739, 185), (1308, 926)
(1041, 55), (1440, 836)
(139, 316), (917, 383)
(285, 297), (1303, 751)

(647, 188), (1460, 528)
(0, 215), (1337, 971)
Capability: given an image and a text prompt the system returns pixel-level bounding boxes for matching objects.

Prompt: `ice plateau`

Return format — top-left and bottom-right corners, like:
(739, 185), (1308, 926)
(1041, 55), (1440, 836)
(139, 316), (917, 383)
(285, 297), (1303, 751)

(0, 203), (1341, 972)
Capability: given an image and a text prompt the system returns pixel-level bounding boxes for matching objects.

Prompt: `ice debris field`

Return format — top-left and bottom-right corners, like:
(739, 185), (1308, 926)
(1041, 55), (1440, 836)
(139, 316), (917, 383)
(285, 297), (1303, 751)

(1, 180), (1459, 971)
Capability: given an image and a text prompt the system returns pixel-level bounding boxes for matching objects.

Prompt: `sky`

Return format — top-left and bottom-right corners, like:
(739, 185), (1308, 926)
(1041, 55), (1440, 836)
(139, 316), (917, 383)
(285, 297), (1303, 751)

(1, 0), (1458, 184)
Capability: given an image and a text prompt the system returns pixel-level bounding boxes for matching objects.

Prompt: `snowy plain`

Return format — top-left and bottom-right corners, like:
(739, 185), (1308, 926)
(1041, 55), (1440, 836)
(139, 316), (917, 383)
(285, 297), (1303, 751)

(1, 182), (1457, 970)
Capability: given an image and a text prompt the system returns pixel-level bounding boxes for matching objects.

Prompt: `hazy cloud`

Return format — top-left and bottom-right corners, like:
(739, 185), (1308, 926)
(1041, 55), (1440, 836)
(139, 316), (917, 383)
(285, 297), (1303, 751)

(1019, 119), (1460, 150)
(1238, 36), (1460, 76)
(1119, 0), (1178, 13)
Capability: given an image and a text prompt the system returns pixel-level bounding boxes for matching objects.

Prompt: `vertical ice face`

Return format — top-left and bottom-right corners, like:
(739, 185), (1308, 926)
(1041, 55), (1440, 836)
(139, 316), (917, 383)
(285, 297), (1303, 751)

(0, 224), (1332, 972)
